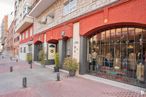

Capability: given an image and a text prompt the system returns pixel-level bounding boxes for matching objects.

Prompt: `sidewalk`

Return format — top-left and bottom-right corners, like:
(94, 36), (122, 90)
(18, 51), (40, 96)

(0, 57), (145, 97)
(0, 76), (145, 97)
(34, 61), (146, 93)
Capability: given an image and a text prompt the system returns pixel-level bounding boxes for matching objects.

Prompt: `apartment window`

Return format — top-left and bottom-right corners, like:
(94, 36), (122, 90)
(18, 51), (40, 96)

(63, 0), (77, 16)
(23, 4), (31, 17)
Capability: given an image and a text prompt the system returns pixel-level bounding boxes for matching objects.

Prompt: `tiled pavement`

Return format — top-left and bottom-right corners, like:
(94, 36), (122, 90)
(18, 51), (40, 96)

(0, 55), (145, 97)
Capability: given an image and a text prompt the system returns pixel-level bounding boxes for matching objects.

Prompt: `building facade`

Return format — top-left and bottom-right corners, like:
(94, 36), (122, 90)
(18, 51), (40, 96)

(15, 0), (146, 88)
(1, 15), (8, 52)
(13, 32), (19, 58)
(15, 0), (34, 60)
(6, 20), (15, 56)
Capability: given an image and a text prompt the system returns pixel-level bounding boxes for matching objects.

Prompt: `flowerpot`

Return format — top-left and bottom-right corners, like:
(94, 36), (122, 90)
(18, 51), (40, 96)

(69, 70), (76, 77)
(54, 67), (59, 72)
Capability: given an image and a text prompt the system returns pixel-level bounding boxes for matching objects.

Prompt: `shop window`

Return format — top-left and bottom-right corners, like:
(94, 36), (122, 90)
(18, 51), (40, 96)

(88, 27), (146, 88)
(24, 47), (26, 53)
(28, 44), (32, 53)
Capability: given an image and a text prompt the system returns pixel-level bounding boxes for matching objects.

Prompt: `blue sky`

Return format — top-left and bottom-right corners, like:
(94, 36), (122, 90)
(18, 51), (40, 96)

(0, 0), (14, 23)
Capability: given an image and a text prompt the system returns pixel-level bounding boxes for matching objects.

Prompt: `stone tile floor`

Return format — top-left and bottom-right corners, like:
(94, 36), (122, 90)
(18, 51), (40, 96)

(0, 55), (145, 97)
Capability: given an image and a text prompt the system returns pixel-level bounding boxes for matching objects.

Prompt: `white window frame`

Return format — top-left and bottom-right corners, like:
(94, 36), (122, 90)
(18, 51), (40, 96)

(63, 0), (77, 16)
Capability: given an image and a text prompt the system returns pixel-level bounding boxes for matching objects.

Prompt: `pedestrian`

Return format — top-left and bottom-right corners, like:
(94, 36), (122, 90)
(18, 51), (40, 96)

(88, 53), (92, 72)
(91, 49), (97, 71)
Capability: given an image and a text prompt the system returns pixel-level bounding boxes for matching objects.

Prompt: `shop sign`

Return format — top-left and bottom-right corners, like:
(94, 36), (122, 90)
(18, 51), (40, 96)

(48, 44), (56, 60)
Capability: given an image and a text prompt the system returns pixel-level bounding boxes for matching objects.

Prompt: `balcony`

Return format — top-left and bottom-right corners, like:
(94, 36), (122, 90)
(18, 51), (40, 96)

(29, 0), (56, 17)
(15, 15), (33, 33)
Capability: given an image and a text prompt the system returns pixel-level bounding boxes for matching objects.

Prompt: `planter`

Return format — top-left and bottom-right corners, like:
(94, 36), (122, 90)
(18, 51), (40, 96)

(54, 67), (59, 72)
(69, 70), (76, 77)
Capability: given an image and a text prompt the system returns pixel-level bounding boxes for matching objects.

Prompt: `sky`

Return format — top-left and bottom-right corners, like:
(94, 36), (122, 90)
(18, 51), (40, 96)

(0, 0), (14, 24)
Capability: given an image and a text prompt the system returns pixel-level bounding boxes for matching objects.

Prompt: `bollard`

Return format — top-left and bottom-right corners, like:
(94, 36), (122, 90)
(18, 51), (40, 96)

(10, 57), (12, 61)
(10, 66), (13, 72)
(16, 59), (18, 62)
(22, 77), (27, 88)
(30, 63), (32, 69)
(57, 72), (60, 81)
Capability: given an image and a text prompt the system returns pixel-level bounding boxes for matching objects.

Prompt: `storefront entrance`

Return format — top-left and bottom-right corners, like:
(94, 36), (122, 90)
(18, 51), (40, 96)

(34, 43), (43, 61)
(88, 27), (146, 88)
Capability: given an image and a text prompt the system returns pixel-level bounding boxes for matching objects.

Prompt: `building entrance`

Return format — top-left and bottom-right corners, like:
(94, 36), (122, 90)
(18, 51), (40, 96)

(34, 43), (43, 61)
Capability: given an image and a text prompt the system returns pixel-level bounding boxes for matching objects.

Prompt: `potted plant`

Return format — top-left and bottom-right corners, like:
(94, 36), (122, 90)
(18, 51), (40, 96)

(26, 53), (32, 64)
(39, 49), (45, 67)
(64, 57), (78, 76)
(54, 53), (59, 72)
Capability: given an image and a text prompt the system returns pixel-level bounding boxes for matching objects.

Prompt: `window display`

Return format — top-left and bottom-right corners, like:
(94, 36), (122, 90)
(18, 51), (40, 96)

(88, 27), (146, 88)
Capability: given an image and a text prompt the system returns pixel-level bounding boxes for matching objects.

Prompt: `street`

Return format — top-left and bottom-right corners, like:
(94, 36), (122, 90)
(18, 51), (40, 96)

(0, 55), (145, 97)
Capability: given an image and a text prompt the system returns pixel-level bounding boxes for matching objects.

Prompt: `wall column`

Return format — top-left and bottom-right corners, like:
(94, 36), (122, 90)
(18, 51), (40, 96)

(58, 40), (66, 68)
(79, 36), (88, 74)
(32, 44), (34, 61)
(33, 45), (37, 61)
(43, 42), (48, 64)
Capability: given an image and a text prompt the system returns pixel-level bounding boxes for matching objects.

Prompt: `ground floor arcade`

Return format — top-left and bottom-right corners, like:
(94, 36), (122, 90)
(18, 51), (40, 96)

(18, 0), (146, 88)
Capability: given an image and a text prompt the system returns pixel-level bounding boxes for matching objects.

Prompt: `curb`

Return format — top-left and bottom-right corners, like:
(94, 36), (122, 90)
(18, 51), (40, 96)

(33, 61), (146, 93)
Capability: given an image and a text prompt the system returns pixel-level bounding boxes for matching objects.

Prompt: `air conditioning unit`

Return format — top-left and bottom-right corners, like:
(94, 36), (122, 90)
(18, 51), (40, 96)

(46, 13), (54, 23)
(40, 17), (47, 24)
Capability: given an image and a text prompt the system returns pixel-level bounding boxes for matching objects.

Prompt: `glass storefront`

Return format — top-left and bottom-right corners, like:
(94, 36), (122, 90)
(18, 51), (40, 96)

(88, 27), (146, 88)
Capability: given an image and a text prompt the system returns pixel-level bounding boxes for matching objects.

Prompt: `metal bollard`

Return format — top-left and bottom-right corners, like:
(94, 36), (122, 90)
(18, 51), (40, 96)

(22, 77), (27, 88)
(30, 63), (32, 69)
(57, 72), (60, 81)
(10, 57), (12, 61)
(16, 59), (18, 62)
(10, 66), (13, 72)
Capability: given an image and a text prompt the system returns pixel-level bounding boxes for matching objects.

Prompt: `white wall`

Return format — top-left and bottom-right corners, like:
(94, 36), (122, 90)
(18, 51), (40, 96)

(19, 43), (29, 60)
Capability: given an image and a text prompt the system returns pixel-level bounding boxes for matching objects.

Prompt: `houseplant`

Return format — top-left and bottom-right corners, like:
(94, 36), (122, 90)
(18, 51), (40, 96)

(54, 53), (59, 72)
(26, 53), (32, 64)
(64, 57), (78, 76)
(39, 49), (45, 67)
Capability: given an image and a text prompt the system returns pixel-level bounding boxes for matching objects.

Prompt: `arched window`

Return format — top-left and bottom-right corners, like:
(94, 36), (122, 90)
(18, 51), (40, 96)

(88, 27), (146, 88)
